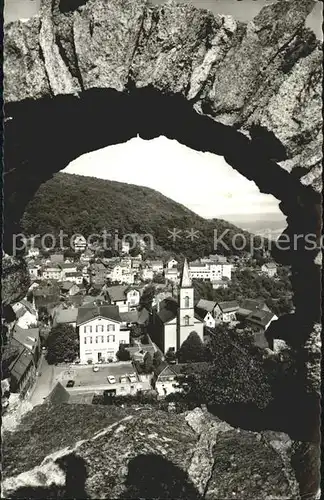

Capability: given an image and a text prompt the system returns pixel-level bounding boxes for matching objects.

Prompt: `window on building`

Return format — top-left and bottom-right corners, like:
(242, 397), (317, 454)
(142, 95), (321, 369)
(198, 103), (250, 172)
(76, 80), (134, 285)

(96, 325), (104, 333)
(184, 296), (190, 308)
(84, 337), (87, 344)
(107, 335), (116, 343)
(101, 336), (104, 343)
(95, 336), (98, 343)
(89, 337), (93, 344)
(107, 324), (115, 332)
(184, 315), (190, 326)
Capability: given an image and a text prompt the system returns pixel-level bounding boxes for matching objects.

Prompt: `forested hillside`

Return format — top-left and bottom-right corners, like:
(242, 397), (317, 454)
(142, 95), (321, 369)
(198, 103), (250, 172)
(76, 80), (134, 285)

(21, 173), (268, 260)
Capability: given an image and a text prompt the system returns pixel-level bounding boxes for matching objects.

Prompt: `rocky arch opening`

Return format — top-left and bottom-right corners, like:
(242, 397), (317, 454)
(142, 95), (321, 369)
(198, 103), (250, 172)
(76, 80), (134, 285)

(4, 87), (321, 327)
(4, 85), (321, 432)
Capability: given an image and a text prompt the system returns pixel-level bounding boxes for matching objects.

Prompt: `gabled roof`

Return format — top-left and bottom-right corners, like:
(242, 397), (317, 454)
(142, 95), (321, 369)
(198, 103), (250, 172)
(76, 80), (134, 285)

(46, 382), (70, 404)
(106, 285), (128, 302)
(65, 272), (82, 278)
(54, 308), (78, 324)
(196, 299), (217, 313)
(156, 297), (178, 324)
(120, 310), (139, 323)
(60, 281), (76, 291)
(240, 299), (267, 312)
(154, 361), (174, 377)
(246, 310), (276, 328)
(13, 325), (39, 352)
(9, 339), (33, 383)
(217, 301), (239, 313)
(76, 305), (121, 325)
(262, 262), (277, 269)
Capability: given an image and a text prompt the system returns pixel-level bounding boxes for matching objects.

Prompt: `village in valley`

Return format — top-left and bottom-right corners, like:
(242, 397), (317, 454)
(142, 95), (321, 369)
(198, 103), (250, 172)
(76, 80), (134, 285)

(2, 232), (291, 412)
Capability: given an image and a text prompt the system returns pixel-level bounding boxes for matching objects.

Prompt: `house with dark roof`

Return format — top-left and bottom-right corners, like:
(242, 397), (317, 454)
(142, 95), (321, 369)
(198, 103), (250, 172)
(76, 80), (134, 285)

(12, 300), (38, 329)
(261, 262), (277, 277)
(236, 299), (271, 321)
(214, 301), (239, 323)
(13, 325), (40, 365)
(194, 299), (217, 328)
(45, 382), (70, 404)
(148, 260), (204, 355)
(153, 362), (209, 398)
(246, 310), (278, 333)
(105, 285), (141, 313)
(76, 304), (129, 364)
(8, 338), (35, 396)
(60, 281), (81, 296)
(53, 308), (79, 327)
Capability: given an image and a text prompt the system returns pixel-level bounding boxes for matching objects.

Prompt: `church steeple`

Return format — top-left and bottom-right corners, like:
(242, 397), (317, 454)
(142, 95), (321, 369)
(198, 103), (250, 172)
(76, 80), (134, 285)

(180, 258), (192, 288)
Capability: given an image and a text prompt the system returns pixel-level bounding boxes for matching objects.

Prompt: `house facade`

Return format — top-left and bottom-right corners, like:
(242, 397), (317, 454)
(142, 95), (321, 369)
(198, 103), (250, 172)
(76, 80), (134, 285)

(106, 286), (141, 313)
(214, 301), (239, 323)
(189, 260), (232, 281)
(77, 305), (129, 364)
(153, 363), (182, 397)
(261, 262), (277, 277)
(165, 267), (178, 283)
(41, 266), (62, 281)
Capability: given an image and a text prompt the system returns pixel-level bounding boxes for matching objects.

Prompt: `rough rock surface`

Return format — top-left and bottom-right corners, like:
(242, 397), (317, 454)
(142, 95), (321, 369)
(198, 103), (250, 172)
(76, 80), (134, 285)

(1, 254), (30, 305)
(1, 405), (300, 499)
(4, 0), (322, 189)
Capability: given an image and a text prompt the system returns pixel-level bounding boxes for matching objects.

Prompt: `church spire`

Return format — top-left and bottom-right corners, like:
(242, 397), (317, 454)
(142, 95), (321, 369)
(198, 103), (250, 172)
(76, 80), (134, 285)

(180, 258), (192, 288)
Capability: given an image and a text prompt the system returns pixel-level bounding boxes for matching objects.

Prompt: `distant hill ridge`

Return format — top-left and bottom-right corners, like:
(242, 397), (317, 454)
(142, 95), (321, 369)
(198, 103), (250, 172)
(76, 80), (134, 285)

(21, 172), (267, 259)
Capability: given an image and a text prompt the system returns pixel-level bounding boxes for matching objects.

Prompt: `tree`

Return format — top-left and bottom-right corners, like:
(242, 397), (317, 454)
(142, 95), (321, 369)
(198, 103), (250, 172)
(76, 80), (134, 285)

(116, 344), (131, 361)
(46, 324), (79, 364)
(139, 285), (156, 312)
(153, 273), (165, 284)
(177, 331), (206, 363)
(130, 324), (142, 338)
(153, 350), (163, 368)
(143, 352), (154, 374)
(179, 325), (273, 409)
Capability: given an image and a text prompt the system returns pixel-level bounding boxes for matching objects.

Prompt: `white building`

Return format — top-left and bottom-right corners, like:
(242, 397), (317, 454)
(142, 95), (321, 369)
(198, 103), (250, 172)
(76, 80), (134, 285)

(214, 301), (240, 323)
(141, 266), (154, 281)
(41, 266), (62, 281)
(64, 271), (83, 285)
(121, 241), (130, 254)
(166, 258), (178, 270)
(165, 267), (179, 283)
(73, 235), (87, 252)
(12, 300), (38, 329)
(106, 286), (141, 313)
(27, 247), (40, 258)
(150, 260), (164, 274)
(189, 261), (232, 281)
(77, 305), (129, 364)
(261, 262), (277, 278)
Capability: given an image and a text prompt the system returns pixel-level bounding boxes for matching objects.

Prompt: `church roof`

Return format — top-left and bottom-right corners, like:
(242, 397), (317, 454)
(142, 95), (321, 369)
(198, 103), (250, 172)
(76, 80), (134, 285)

(180, 258), (192, 288)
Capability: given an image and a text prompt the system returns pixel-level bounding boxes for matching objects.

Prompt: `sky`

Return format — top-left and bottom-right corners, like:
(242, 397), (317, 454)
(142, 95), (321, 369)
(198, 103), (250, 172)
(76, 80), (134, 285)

(4, 0), (321, 222)
(64, 136), (284, 220)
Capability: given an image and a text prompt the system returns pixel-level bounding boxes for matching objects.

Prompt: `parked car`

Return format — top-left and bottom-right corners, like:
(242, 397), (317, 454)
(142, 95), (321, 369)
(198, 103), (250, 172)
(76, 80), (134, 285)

(66, 380), (75, 388)
(107, 375), (116, 384)
(120, 375), (127, 384)
(93, 365), (99, 372)
(128, 373), (137, 383)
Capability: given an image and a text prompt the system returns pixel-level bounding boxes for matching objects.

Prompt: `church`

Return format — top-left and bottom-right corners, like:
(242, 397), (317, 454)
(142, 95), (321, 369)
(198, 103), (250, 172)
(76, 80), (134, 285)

(149, 259), (204, 354)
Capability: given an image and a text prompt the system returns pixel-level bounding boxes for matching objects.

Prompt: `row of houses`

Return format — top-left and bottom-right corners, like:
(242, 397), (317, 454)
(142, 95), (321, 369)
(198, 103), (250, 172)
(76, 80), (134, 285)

(195, 298), (278, 332)
(2, 320), (41, 405)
